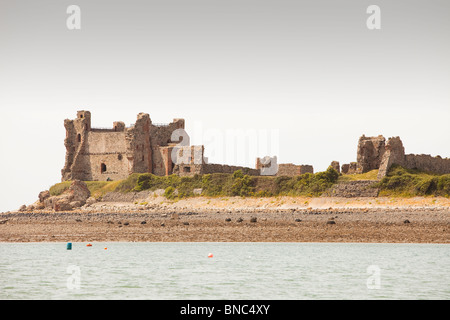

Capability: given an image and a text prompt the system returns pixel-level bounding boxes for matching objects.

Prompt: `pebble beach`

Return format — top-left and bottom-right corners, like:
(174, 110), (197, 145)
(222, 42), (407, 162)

(0, 196), (449, 243)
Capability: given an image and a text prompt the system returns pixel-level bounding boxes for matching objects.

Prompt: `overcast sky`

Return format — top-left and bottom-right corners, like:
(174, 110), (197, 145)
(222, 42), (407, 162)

(0, 0), (449, 212)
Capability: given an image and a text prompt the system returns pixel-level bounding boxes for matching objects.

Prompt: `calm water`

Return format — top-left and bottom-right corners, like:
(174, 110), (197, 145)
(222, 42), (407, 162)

(0, 242), (448, 300)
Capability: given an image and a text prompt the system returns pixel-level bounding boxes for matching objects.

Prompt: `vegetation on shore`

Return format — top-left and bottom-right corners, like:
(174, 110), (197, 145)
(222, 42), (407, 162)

(49, 166), (340, 200)
(118, 166), (340, 199)
(375, 165), (450, 197)
(48, 165), (450, 200)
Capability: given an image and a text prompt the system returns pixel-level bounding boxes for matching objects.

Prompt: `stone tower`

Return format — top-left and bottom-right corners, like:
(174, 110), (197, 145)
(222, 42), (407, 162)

(356, 135), (386, 173)
(61, 111), (186, 181)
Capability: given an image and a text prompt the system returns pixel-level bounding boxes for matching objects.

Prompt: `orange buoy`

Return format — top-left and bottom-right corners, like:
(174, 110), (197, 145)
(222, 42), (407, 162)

(86, 243), (92, 247)
(208, 253), (213, 258)
(104, 247), (107, 250)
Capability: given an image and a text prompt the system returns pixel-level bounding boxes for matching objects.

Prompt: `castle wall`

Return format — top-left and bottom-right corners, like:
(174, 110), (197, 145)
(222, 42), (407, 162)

(149, 119), (185, 148)
(356, 135), (385, 173)
(148, 120), (185, 176)
(277, 163), (314, 176)
(377, 136), (450, 178)
(63, 111), (341, 181)
(173, 164), (204, 176)
(88, 153), (130, 181)
(255, 157), (313, 176)
(84, 131), (129, 181)
(171, 145), (207, 176)
(66, 131), (132, 181)
(405, 154), (450, 175)
(152, 147), (165, 176)
(330, 161), (340, 174)
(201, 164), (260, 176)
(62, 111), (92, 181)
(126, 113), (152, 174)
(66, 154), (93, 181)
(172, 163), (260, 177)
(87, 131), (127, 154)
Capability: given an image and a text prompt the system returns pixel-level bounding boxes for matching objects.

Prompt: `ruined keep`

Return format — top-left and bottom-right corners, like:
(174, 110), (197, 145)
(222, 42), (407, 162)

(377, 137), (450, 179)
(61, 111), (259, 181)
(356, 135), (386, 173)
(340, 134), (450, 178)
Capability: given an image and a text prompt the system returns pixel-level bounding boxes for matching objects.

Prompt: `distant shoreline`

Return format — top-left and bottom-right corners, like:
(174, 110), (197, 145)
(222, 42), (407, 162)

(1, 196), (448, 243)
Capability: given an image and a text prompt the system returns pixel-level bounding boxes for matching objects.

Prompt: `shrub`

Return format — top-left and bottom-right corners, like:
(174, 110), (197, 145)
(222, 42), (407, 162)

(437, 175), (450, 195)
(376, 165), (450, 197)
(232, 170), (244, 179)
(167, 174), (181, 187)
(201, 173), (231, 197)
(274, 176), (294, 195)
(115, 173), (141, 193)
(230, 172), (254, 197)
(134, 173), (154, 191)
(415, 177), (437, 195)
(324, 166), (340, 183)
(50, 167), (345, 200)
(299, 166), (339, 196)
(164, 186), (176, 199)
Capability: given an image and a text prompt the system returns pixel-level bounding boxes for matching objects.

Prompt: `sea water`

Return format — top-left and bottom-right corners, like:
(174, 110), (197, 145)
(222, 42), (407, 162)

(0, 242), (448, 300)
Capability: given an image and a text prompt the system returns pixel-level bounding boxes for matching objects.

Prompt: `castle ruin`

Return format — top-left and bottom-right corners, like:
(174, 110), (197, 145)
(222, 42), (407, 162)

(62, 111), (448, 183)
(62, 111), (262, 182)
(338, 134), (450, 178)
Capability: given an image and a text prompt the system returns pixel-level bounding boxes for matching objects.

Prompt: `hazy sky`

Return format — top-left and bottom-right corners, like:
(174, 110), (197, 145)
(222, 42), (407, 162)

(0, 0), (449, 212)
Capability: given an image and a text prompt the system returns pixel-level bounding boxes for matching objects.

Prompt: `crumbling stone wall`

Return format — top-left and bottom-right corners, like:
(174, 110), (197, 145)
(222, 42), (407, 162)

(405, 154), (450, 174)
(255, 157), (313, 176)
(332, 134), (385, 176)
(356, 135), (385, 173)
(341, 163), (350, 174)
(330, 161), (340, 173)
(341, 162), (358, 175)
(377, 137), (405, 178)
(172, 163), (259, 177)
(63, 111), (261, 180)
(87, 131), (128, 181)
(149, 119), (185, 147)
(171, 145), (259, 176)
(201, 163), (260, 176)
(61, 111), (93, 181)
(377, 136), (450, 178)
(148, 119), (185, 176)
(62, 111), (188, 181)
(277, 164), (314, 176)
(340, 135), (450, 179)
(126, 113), (152, 175)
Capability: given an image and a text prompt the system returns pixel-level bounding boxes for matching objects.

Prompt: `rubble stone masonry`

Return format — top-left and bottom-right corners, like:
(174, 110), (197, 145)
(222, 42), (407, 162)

(62, 111), (260, 181)
(62, 112), (448, 182)
(377, 136), (450, 178)
(62, 111), (186, 181)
